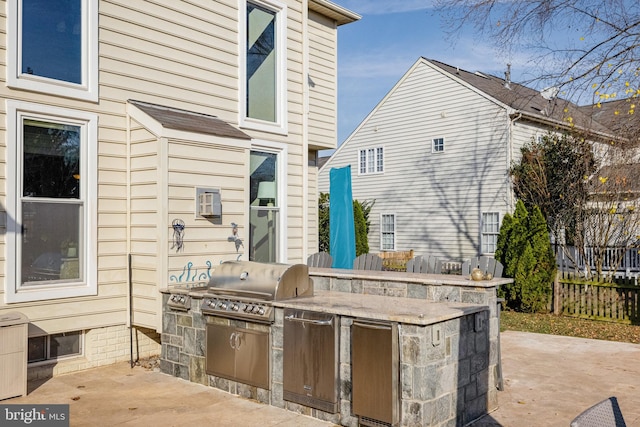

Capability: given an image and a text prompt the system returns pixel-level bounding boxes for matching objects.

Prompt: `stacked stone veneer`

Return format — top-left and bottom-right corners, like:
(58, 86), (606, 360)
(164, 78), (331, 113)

(160, 270), (500, 427)
(309, 271), (501, 417)
(28, 325), (160, 381)
(160, 292), (272, 403)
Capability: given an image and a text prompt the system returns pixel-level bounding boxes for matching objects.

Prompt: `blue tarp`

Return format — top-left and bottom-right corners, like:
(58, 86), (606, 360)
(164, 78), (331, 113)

(329, 166), (355, 269)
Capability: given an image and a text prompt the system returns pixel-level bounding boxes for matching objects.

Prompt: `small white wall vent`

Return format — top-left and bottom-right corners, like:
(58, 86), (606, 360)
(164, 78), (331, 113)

(196, 188), (221, 218)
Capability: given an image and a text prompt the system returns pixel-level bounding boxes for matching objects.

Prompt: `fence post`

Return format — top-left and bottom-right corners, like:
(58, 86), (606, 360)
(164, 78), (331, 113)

(553, 272), (561, 315)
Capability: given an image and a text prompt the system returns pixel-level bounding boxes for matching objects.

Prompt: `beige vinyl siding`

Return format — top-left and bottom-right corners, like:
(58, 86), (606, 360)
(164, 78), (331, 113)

(0, 0), (336, 334)
(319, 60), (511, 260)
(129, 121), (161, 329)
(307, 10), (337, 150)
(99, 0), (240, 123)
(166, 138), (247, 275)
(307, 153), (320, 254)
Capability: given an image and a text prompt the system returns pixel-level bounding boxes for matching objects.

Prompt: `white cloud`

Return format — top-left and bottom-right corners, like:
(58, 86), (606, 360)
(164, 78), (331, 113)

(338, 0), (437, 15)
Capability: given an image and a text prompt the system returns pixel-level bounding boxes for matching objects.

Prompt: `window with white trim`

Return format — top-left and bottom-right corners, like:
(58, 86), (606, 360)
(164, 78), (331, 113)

(432, 137), (445, 153)
(380, 214), (396, 251)
(7, 0), (99, 101)
(359, 147), (384, 174)
(6, 101), (97, 303)
(240, 0), (287, 134)
(249, 145), (287, 263)
(481, 212), (500, 254)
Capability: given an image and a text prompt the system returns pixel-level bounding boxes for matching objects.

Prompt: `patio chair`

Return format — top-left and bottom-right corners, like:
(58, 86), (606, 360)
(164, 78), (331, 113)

(461, 256), (504, 278)
(352, 253), (383, 271)
(406, 255), (442, 274)
(570, 396), (627, 427)
(307, 252), (333, 268)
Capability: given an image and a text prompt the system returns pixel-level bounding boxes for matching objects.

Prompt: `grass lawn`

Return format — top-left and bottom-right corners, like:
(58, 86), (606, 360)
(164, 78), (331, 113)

(501, 311), (640, 344)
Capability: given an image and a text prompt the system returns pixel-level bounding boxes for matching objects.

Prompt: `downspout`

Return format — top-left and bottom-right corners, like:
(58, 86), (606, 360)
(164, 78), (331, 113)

(126, 112), (134, 368)
(301, 0), (309, 262)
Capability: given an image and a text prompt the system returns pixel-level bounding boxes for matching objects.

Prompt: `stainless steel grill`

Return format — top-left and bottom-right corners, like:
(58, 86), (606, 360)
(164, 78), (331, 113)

(200, 261), (313, 323)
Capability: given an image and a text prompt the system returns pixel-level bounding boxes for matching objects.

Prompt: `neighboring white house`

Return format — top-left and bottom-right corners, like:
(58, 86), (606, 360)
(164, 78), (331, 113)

(318, 57), (619, 262)
(1, 0), (358, 379)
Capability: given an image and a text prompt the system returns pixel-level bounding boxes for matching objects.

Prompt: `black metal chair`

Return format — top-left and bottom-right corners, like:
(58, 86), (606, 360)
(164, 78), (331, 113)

(306, 252), (333, 268)
(570, 397), (627, 427)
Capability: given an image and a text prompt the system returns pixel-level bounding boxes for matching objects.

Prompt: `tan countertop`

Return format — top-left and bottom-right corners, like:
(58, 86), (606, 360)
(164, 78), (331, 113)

(308, 268), (513, 288)
(272, 290), (488, 326)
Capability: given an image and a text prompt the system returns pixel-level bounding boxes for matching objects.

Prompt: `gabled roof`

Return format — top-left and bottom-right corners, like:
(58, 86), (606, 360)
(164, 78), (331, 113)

(427, 59), (614, 136)
(579, 99), (640, 142)
(128, 100), (251, 140)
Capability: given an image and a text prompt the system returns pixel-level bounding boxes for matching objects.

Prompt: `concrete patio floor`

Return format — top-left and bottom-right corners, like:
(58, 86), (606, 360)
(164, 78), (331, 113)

(3, 330), (640, 426)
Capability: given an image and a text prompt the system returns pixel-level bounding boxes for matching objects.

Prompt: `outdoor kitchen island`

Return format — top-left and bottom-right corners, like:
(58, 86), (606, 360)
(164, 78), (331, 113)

(160, 266), (510, 427)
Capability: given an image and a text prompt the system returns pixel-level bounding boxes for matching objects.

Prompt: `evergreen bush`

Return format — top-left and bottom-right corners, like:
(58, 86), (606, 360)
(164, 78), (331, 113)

(497, 200), (556, 312)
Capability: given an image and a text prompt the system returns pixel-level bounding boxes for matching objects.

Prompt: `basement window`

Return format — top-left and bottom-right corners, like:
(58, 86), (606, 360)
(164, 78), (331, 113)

(28, 330), (83, 363)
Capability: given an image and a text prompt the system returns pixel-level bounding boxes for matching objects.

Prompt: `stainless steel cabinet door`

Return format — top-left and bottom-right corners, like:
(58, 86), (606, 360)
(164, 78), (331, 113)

(283, 309), (338, 411)
(234, 328), (270, 389)
(206, 324), (236, 379)
(351, 321), (399, 425)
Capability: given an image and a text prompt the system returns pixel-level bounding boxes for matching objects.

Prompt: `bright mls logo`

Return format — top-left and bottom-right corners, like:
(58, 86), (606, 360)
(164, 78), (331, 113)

(1, 405), (69, 426)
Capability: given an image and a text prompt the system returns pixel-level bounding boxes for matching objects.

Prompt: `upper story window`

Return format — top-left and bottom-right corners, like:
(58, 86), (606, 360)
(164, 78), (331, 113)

(359, 147), (384, 174)
(6, 100), (97, 303)
(481, 212), (500, 254)
(240, 0), (287, 134)
(7, 0), (99, 102)
(432, 137), (445, 153)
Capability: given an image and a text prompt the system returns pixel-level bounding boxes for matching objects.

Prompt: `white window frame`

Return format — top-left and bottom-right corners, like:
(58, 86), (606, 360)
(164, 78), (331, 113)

(28, 330), (84, 365)
(358, 147), (384, 175)
(481, 212), (500, 254)
(249, 140), (288, 262)
(7, 0), (99, 102)
(432, 137), (445, 153)
(6, 100), (98, 303)
(239, 0), (288, 135)
(380, 213), (396, 251)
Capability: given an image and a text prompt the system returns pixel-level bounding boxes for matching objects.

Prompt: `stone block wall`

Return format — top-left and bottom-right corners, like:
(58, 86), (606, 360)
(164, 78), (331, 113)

(399, 311), (490, 427)
(160, 293), (271, 404)
(309, 272), (500, 414)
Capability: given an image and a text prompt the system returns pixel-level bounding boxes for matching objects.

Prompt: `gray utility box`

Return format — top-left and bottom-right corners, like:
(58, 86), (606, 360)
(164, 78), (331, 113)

(0, 312), (29, 400)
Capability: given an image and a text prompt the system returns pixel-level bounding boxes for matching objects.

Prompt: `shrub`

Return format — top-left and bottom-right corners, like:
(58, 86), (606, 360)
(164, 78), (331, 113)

(497, 200), (556, 312)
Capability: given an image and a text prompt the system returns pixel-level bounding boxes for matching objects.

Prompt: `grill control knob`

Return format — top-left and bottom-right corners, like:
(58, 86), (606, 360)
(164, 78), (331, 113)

(257, 307), (265, 315)
(244, 305), (252, 312)
(231, 303), (239, 311)
(180, 296), (185, 303)
(207, 300), (214, 307)
(251, 305), (261, 314)
(219, 302), (228, 310)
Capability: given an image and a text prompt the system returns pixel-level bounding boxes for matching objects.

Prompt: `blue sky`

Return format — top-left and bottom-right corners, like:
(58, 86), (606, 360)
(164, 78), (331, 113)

(334, 1), (533, 146)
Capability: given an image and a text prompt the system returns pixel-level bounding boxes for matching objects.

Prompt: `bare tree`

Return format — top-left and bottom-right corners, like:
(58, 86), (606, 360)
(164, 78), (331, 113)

(437, 1), (640, 109)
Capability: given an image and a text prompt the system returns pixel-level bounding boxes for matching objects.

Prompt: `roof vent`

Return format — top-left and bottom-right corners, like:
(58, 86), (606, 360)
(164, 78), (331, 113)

(540, 86), (559, 100)
(504, 63), (511, 89)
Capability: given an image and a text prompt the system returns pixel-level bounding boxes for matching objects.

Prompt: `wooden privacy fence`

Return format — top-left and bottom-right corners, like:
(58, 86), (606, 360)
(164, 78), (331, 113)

(554, 278), (640, 324)
(378, 250), (414, 271)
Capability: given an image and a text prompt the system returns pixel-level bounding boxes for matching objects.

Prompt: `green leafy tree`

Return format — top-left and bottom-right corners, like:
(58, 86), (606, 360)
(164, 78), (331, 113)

(353, 200), (369, 256)
(317, 194), (374, 256)
(318, 193), (330, 253)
